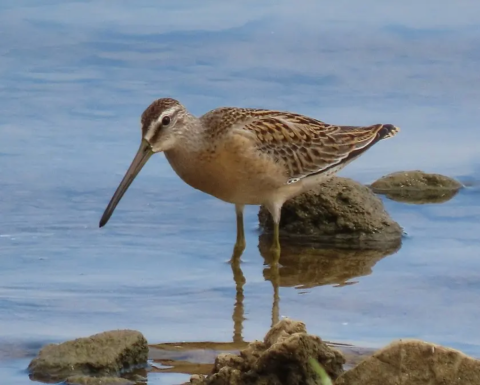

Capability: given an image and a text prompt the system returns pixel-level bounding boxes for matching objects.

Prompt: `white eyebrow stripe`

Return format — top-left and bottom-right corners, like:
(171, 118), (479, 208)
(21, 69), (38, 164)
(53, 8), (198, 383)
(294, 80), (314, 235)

(146, 106), (179, 137)
(155, 107), (178, 125)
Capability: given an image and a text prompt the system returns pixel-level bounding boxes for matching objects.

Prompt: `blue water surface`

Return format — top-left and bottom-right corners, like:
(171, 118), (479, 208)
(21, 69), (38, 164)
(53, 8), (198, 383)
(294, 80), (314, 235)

(1, 1), (480, 384)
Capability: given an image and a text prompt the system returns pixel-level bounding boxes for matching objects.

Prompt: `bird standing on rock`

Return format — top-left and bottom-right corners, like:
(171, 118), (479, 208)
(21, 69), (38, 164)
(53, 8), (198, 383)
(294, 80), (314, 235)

(99, 98), (399, 254)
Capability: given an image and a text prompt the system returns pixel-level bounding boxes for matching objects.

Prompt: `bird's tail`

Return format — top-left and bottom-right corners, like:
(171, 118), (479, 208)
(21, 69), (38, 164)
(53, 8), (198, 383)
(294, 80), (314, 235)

(378, 124), (400, 140)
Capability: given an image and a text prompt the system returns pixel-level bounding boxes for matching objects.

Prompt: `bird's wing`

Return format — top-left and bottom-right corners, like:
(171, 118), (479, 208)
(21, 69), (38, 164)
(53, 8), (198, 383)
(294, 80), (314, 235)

(237, 110), (399, 183)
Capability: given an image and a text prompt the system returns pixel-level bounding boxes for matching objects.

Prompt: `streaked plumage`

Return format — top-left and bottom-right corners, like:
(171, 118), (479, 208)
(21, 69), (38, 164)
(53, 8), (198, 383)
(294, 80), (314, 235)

(100, 98), (400, 253)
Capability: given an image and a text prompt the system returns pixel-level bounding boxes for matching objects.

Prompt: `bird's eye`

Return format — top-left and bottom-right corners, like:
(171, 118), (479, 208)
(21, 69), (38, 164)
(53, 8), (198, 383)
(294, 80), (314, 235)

(162, 116), (171, 126)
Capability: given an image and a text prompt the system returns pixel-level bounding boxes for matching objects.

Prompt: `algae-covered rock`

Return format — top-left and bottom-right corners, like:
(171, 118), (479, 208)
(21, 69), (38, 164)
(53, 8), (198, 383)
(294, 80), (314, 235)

(258, 177), (402, 246)
(28, 330), (148, 382)
(190, 318), (344, 385)
(336, 339), (480, 385)
(371, 170), (462, 204)
(379, 188), (460, 204)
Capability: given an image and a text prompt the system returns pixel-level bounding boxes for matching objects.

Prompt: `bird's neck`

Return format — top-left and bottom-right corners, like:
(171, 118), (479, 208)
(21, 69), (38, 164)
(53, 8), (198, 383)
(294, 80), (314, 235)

(163, 116), (216, 193)
(166, 115), (208, 160)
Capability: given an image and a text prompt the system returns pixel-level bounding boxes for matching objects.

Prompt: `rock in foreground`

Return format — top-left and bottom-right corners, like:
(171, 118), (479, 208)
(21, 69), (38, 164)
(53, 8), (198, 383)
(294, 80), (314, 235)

(336, 339), (480, 385)
(28, 330), (148, 383)
(371, 170), (462, 204)
(259, 177), (402, 246)
(190, 318), (344, 385)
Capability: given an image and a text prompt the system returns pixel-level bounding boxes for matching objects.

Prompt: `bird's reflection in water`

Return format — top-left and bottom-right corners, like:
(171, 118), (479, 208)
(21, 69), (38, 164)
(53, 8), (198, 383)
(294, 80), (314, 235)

(259, 235), (401, 289)
(230, 234), (401, 341)
(230, 245), (246, 344)
(149, 236), (401, 375)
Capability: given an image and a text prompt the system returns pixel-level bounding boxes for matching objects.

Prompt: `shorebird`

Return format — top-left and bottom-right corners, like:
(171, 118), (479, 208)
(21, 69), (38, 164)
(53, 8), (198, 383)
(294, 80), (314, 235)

(99, 98), (399, 253)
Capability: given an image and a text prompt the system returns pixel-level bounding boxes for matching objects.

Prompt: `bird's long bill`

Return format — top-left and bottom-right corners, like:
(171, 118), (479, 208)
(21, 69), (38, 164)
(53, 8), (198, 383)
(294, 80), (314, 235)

(99, 140), (153, 228)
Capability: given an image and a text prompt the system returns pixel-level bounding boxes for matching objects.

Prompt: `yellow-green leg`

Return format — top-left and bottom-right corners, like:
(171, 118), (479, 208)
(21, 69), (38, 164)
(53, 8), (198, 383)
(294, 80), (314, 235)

(234, 204), (246, 253)
(265, 202), (282, 255)
(270, 221), (281, 253)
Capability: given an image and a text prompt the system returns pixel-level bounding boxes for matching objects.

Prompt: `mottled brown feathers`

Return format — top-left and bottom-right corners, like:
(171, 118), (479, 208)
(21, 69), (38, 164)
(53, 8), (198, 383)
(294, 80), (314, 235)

(201, 107), (399, 182)
(140, 99), (399, 184)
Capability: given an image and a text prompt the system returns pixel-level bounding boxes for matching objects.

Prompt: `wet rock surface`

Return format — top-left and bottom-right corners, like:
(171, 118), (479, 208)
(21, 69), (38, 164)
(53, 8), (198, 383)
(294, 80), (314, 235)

(336, 339), (480, 385)
(371, 170), (463, 204)
(28, 330), (148, 383)
(189, 318), (345, 385)
(259, 177), (402, 246)
(148, 342), (373, 378)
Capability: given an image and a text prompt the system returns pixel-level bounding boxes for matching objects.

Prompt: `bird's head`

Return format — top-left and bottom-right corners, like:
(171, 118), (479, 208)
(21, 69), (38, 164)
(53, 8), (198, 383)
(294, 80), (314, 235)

(99, 97), (189, 227)
(141, 97), (190, 153)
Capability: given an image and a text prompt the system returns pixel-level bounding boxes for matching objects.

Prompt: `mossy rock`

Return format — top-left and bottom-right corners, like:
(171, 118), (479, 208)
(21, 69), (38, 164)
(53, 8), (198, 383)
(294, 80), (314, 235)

(259, 177), (402, 247)
(336, 339), (480, 385)
(371, 170), (462, 204)
(191, 319), (345, 385)
(28, 330), (148, 383)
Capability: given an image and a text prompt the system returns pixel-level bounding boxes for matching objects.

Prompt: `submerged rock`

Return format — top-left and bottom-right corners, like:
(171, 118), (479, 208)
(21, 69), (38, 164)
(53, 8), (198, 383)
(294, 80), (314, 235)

(190, 318), (345, 385)
(28, 330), (148, 383)
(371, 170), (462, 204)
(66, 376), (135, 385)
(336, 339), (480, 385)
(258, 177), (402, 246)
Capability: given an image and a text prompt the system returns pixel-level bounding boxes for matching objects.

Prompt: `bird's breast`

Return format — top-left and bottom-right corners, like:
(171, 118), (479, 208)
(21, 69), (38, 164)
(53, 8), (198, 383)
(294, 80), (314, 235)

(164, 138), (291, 205)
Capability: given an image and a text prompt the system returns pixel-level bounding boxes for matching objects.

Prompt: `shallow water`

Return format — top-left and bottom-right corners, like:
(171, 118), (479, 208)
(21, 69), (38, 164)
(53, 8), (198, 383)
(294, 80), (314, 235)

(1, 1), (480, 384)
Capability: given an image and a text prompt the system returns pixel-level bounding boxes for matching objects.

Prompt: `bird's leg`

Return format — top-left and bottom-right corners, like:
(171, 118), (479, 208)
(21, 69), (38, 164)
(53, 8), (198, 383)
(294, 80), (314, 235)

(267, 203), (282, 255)
(234, 204), (246, 253)
(272, 221), (281, 252)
